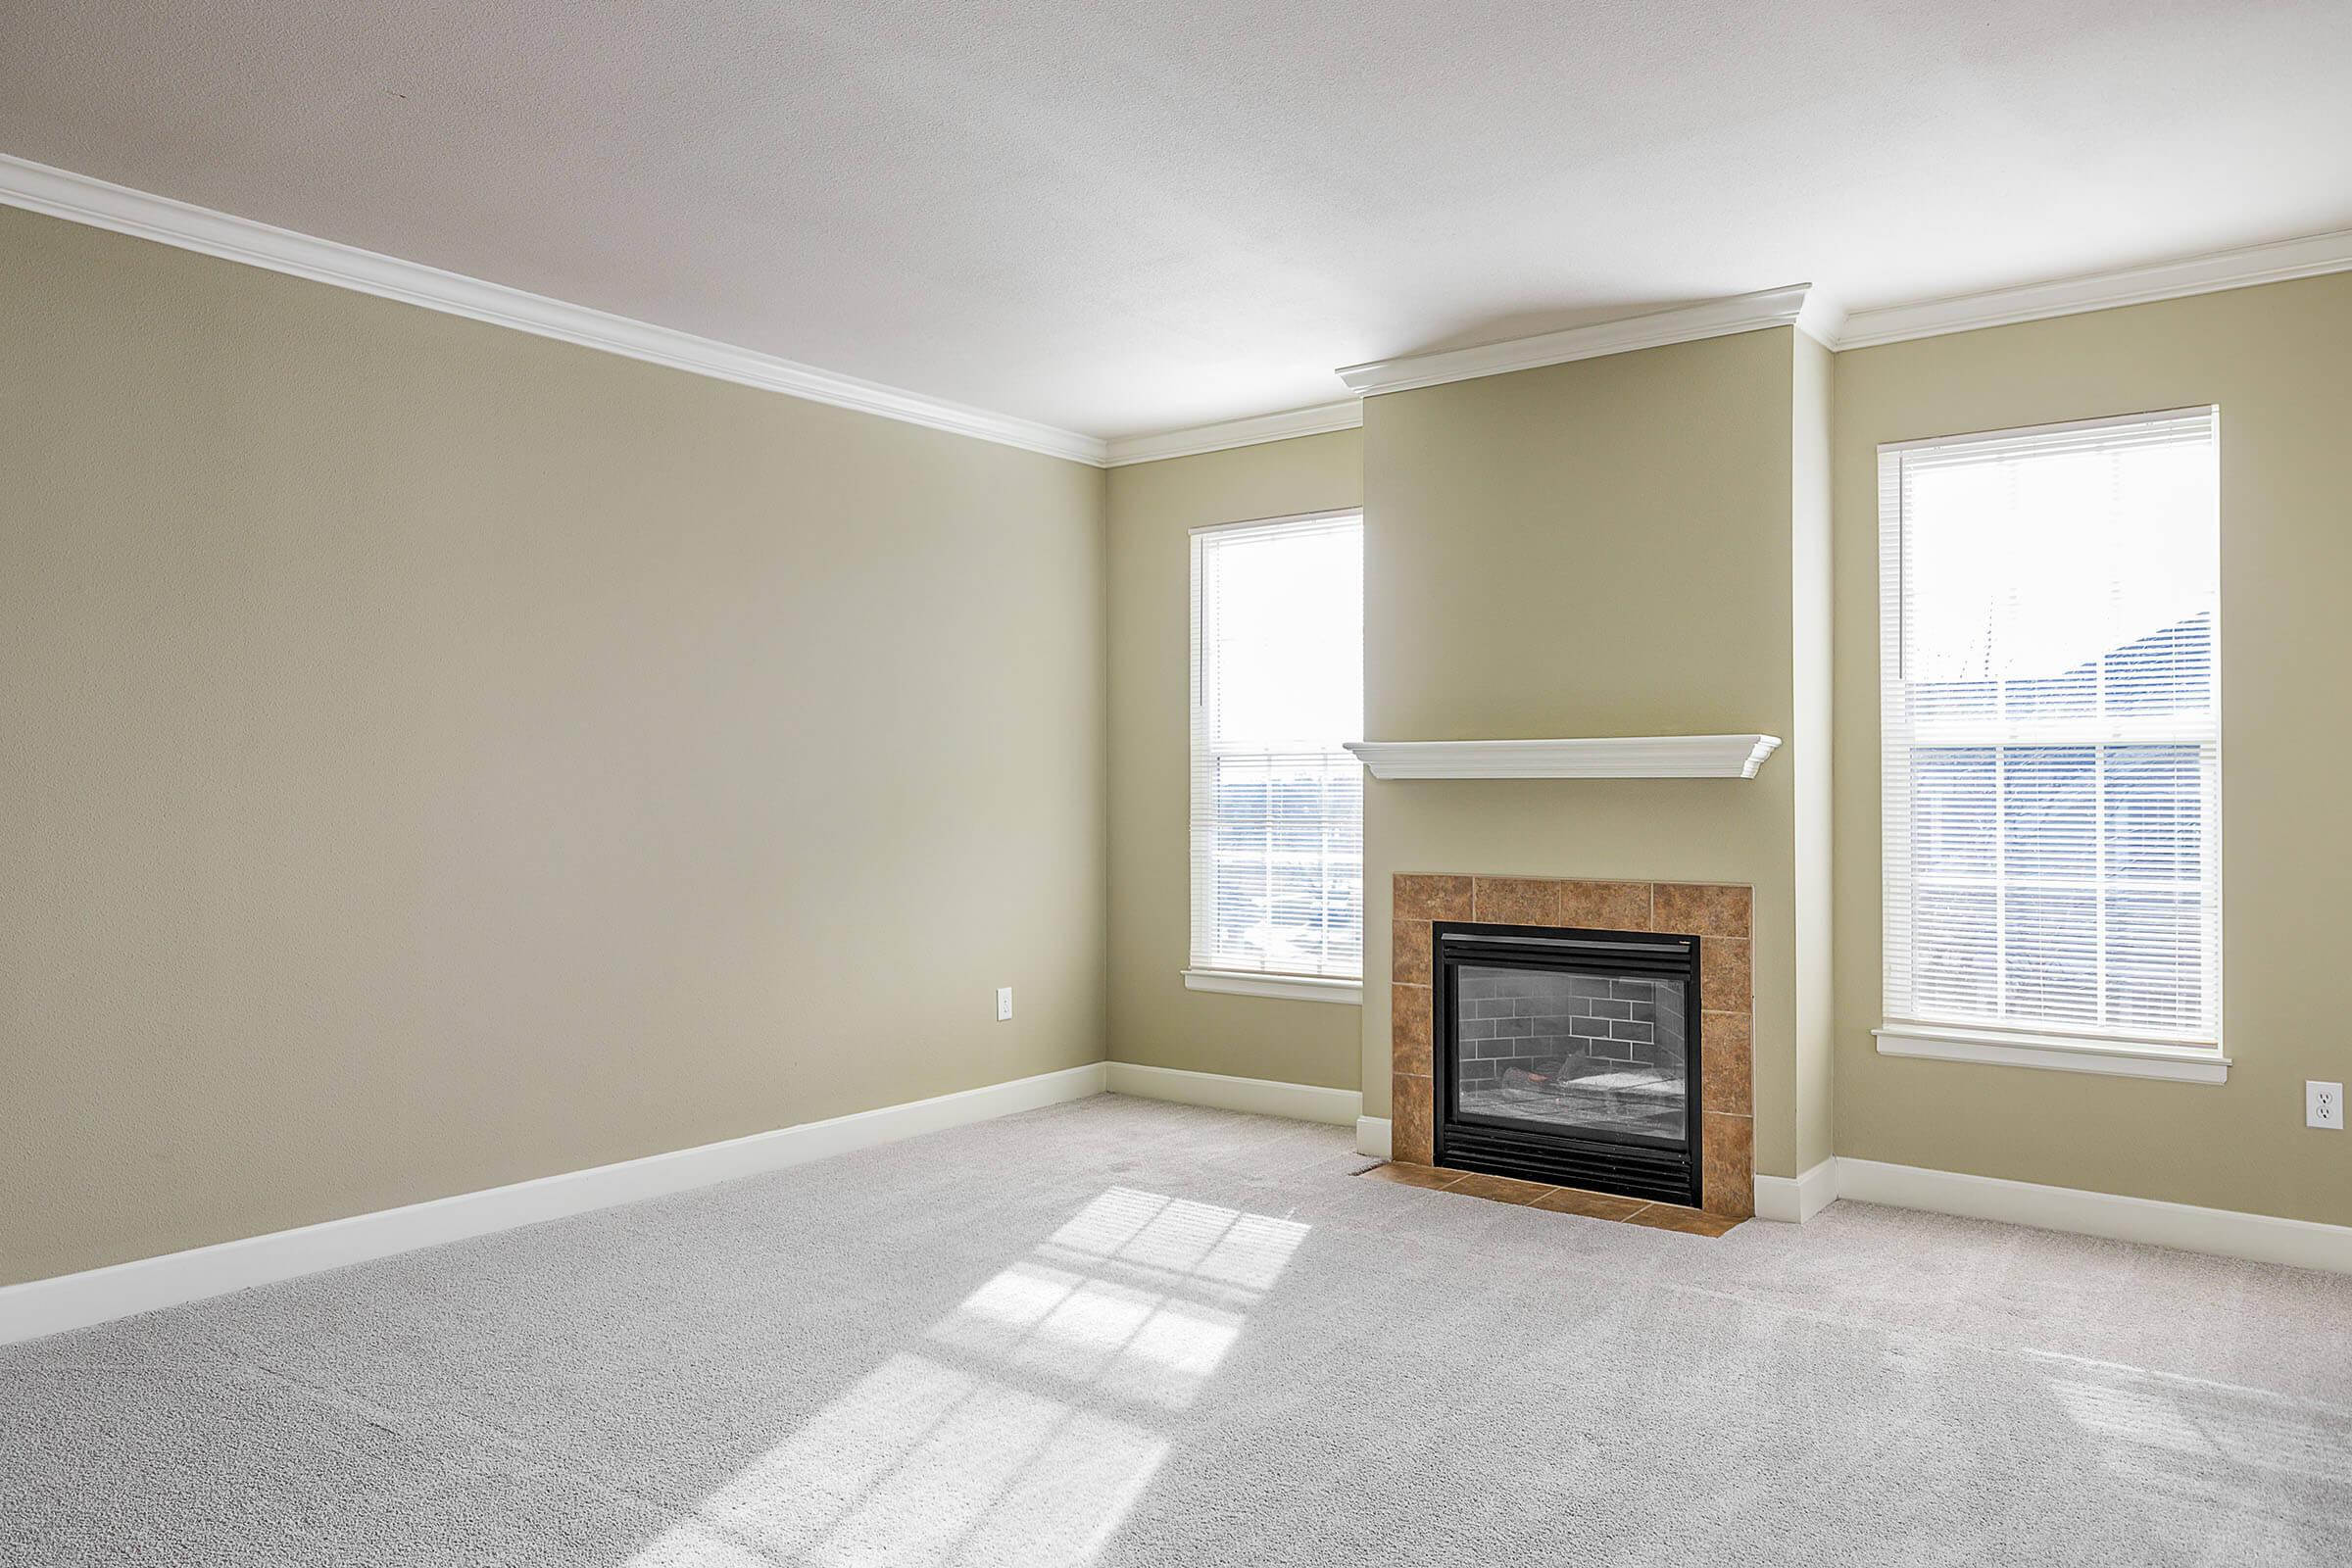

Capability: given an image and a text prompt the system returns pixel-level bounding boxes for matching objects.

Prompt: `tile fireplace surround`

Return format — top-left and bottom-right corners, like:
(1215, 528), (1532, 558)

(1392, 874), (1755, 1220)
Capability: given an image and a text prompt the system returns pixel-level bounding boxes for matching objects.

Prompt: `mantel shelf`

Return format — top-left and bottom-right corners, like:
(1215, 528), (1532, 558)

(1344, 735), (1782, 781)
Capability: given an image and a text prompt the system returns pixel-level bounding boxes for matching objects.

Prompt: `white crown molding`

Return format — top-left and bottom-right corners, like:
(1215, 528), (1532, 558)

(17, 153), (2345, 467)
(1346, 734), (1782, 780)
(0, 1062), (1107, 1345)
(1793, 288), (1848, 349)
(1103, 1060), (1363, 1127)
(0, 154), (1110, 467)
(1336, 284), (1817, 396)
(1835, 227), (2352, 350)
(1103, 400), (1362, 466)
(1322, 225), (2352, 398)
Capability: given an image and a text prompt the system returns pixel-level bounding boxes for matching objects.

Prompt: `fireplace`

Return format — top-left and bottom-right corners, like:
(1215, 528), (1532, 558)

(1391, 874), (1753, 1221)
(1436, 922), (1700, 1204)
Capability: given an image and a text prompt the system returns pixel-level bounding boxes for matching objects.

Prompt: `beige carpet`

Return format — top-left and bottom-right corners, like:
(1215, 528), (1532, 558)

(4, 1094), (2348, 1565)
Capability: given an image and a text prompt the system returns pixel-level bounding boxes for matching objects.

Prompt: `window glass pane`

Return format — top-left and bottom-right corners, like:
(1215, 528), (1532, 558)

(2104, 746), (2205, 882)
(1912, 887), (1997, 1020)
(2002, 747), (2095, 882)
(2106, 891), (2208, 1034)
(2104, 612), (2214, 716)
(2002, 888), (2100, 1025)
(1902, 434), (2216, 705)
(1201, 524), (1361, 751)
(1912, 748), (1995, 877)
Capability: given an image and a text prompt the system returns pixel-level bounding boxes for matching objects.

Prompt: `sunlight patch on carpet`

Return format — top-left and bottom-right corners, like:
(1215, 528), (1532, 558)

(625, 1187), (1310, 1566)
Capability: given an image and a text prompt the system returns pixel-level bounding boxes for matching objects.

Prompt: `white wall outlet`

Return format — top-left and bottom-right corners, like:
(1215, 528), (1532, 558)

(2309, 1081), (2345, 1130)
(996, 986), (1013, 1022)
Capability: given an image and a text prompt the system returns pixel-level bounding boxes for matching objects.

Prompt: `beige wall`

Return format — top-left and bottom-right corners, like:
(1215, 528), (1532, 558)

(1361, 328), (1832, 1178)
(1104, 431), (1364, 1090)
(1832, 271), (2352, 1225)
(0, 207), (1108, 1286)
(10, 186), (2343, 1288)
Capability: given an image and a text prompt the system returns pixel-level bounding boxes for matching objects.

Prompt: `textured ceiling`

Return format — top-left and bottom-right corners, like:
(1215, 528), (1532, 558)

(4, 1), (2348, 440)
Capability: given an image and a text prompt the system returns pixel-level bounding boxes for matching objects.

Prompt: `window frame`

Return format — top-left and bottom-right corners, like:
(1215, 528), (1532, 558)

(1185, 508), (1365, 1005)
(1873, 408), (2227, 1084)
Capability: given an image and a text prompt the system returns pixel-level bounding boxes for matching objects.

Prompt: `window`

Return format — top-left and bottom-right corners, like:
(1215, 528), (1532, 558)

(1188, 511), (1364, 1001)
(1877, 409), (2222, 1080)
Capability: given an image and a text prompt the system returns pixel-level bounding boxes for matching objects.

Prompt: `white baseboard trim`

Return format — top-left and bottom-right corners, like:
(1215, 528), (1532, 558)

(1824, 1156), (2352, 1275)
(0, 1061), (1108, 1346)
(1753, 1157), (1841, 1223)
(1355, 1116), (1393, 1159)
(1102, 1061), (1362, 1127)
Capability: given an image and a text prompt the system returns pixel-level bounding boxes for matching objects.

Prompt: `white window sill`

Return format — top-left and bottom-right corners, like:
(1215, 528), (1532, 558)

(1183, 969), (1363, 1005)
(1874, 1023), (2230, 1085)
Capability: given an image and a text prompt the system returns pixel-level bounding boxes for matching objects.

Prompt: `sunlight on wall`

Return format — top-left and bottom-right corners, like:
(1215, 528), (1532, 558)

(625, 1187), (1311, 1567)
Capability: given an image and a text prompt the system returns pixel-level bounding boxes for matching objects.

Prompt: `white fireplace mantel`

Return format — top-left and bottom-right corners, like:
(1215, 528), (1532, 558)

(1343, 734), (1782, 780)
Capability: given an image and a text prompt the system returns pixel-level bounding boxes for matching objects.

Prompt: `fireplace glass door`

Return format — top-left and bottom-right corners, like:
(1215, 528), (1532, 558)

(1435, 923), (1700, 1204)
(1452, 964), (1688, 1141)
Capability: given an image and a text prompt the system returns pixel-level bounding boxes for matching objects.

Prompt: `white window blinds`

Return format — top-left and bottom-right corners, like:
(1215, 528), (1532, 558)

(1880, 409), (2221, 1048)
(1190, 512), (1364, 981)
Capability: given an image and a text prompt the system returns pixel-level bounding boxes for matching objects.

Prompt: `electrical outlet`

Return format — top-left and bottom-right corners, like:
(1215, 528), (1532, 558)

(996, 986), (1013, 1022)
(2310, 1081), (2345, 1131)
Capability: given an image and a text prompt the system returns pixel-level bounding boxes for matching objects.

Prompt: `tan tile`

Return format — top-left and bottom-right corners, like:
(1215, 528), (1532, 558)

(1701, 937), (1751, 1010)
(1557, 880), (1653, 931)
(1392, 918), (1432, 985)
(1443, 1171), (1556, 1206)
(1623, 1204), (1742, 1238)
(1395, 873), (1472, 923)
(1700, 1010), (1752, 1115)
(1391, 984), (1432, 1076)
(1700, 1114), (1755, 1218)
(1531, 1187), (1650, 1221)
(1393, 1076), (1433, 1164)
(1652, 882), (1751, 938)
(1360, 1161), (1463, 1191)
(1472, 876), (1559, 925)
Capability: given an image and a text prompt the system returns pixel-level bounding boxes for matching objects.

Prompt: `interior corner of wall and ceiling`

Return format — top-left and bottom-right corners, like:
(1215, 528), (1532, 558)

(4, 1), (2350, 455)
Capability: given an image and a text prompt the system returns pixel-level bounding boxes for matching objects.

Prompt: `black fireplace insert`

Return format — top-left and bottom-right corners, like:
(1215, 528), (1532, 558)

(1433, 921), (1701, 1205)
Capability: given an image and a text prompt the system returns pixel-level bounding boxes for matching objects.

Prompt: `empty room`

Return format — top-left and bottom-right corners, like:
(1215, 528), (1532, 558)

(5, 3), (2350, 1563)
